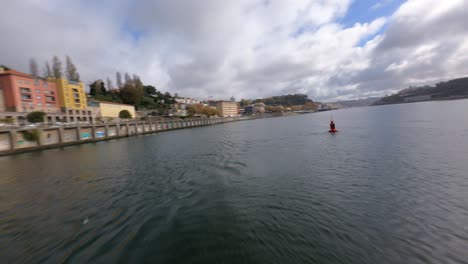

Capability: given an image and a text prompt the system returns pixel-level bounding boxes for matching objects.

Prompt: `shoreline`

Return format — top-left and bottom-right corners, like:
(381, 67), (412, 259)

(0, 116), (265, 157)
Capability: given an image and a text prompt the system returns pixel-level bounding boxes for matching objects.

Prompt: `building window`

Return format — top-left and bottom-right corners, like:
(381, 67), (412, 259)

(21, 94), (32, 100)
(37, 103), (43, 107)
(46, 103), (51, 107)
(43, 82), (48, 87)
(18, 80), (23, 84)
(20, 87), (31, 93)
(37, 96), (42, 99)
(35, 89), (41, 93)
(34, 79), (39, 86)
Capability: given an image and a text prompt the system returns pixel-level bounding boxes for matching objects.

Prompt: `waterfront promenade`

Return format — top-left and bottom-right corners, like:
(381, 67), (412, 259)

(0, 116), (258, 156)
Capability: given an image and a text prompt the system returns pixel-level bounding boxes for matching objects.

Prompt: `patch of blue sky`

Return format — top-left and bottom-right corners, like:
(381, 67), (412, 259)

(341, 0), (406, 47)
(120, 21), (144, 43)
(340, 0), (405, 26)
(291, 0), (404, 41)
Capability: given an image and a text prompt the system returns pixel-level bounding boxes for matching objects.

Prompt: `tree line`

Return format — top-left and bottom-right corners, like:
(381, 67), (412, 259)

(89, 72), (177, 112)
(29, 56), (80, 81)
(240, 94), (313, 107)
(372, 76), (468, 106)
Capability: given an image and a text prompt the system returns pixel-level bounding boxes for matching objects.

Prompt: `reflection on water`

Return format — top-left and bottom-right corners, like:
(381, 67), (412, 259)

(1, 100), (468, 263)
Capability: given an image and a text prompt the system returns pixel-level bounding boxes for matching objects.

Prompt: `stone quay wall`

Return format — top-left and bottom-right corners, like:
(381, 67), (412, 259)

(0, 116), (255, 156)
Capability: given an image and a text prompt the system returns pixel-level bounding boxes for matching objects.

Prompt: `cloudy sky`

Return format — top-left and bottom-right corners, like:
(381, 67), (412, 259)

(1, 0), (467, 101)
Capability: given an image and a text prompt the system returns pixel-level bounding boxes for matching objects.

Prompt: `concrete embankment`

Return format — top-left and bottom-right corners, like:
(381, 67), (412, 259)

(0, 116), (254, 156)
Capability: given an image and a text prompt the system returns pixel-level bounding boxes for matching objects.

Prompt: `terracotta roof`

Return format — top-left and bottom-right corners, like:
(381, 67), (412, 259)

(0, 69), (49, 80)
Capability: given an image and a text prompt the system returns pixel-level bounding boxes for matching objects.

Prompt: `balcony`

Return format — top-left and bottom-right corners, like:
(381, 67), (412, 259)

(21, 94), (32, 100)
(20, 88), (31, 93)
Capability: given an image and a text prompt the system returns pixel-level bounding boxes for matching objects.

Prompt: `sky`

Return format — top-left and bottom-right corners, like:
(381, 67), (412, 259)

(1, 0), (468, 102)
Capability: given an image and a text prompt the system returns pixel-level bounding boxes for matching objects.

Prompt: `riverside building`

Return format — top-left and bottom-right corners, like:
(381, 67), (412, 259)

(216, 101), (239, 117)
(0, 66), (94, 124)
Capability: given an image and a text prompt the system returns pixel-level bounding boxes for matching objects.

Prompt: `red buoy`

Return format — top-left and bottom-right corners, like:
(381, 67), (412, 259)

(329, 121), (338, 133)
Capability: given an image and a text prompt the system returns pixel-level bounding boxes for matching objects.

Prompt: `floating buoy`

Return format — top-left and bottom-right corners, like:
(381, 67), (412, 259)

(329, 120), (338, 133)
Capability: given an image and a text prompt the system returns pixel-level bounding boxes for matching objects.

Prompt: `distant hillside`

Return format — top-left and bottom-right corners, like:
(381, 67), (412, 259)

(372, 77), (468, 106)
(332, 97), (380, 108)
(250, 94), (313, 106)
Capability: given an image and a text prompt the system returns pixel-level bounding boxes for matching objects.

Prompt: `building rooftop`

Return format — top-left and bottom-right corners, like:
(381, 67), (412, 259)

(0, 69), (36, 78)
(89, 100), (135, 107)
(0, 69), (54, 81)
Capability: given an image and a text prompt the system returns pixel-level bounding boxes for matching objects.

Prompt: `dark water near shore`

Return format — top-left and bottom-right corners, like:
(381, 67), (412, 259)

(1, 100), (468, 263)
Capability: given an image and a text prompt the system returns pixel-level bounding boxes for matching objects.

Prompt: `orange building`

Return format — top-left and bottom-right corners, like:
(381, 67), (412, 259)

(0, 67), (60, 113)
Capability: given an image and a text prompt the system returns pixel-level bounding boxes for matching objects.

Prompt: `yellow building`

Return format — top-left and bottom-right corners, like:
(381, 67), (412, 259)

(216, 101), (239, 117)
(54, 78), (87, 110)
(89, 101), (136, 119)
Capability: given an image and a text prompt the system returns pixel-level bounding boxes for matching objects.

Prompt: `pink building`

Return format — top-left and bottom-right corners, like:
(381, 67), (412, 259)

(0, 69), (60, 113)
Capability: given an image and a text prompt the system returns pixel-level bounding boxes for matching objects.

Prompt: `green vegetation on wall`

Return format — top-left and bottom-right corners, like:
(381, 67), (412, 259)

(119, 110), (132, 119)
(26, 111), (46, 123)
(22, 129), (40, 142)
(0, 117), (15, 124)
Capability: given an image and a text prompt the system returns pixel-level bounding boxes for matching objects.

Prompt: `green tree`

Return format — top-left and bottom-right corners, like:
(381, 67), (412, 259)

(26, 111), (46, 123)
(144, 85), (157, 95)
(29, 58), (39, 76)
(22, 129), (40, 142)
(52, 56), (62, 78)
(119, 82), (143, 105)
(65, 58), (76, 80)
(44, 61), (52, 78)
(124, 72), (132, 85)
(133, 75), (144, 100)
(240, 99), (251, 107)
(116, 72), (123, 88)
(89, 80), (107, 96)
(187, 104), (220, 117)
(106, 77), (113, 90)
(119, 110), (132, 119)
(89, 85), (97, 96)
(140, 96), (157, 108)
(0, 65), (11, 71)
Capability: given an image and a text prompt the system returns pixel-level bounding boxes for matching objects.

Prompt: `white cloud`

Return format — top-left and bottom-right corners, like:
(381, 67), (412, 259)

(0, 0), (467, 101)
(371, 0), (394, 11)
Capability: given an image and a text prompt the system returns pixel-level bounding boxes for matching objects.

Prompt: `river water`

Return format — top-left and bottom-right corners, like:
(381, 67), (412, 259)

(1, 100), (468, 263)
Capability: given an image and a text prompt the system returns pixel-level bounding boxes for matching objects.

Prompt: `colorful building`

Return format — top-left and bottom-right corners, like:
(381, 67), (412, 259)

(0, 67), (60, 113)
(88, 100), (136, 119)
(54, 78), (87, 110)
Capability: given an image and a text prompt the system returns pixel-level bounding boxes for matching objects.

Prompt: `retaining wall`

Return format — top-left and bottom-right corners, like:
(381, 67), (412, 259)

(0, 116), (252, 156)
